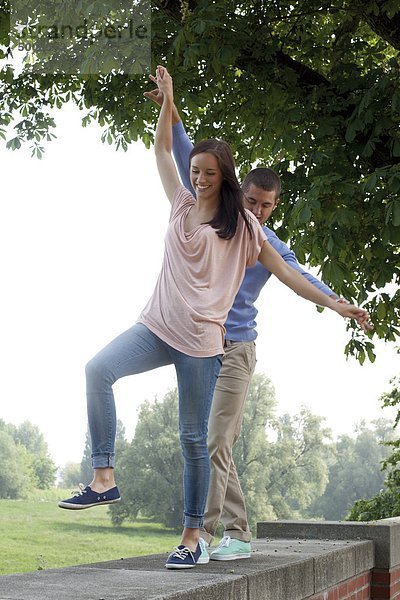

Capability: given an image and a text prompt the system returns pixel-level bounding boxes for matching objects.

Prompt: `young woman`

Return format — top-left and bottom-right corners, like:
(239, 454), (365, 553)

(59, 67), (370, 570)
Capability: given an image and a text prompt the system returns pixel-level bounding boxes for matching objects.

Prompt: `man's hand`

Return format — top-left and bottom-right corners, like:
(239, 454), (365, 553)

(148, 65), (173, 102)
(144, 87), (163, 107)
(144, 72), (182, 125)
(144, 86), (182, 125)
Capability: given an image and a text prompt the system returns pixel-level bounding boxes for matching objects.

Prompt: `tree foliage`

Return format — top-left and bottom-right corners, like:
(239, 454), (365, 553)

(266, 408), (333, 519)
(0, 420), (56, 496)
(109, 390), (184, 529)
(80, 427), (93, 485)
(312, 419), (393, 519)
(109, 375), (335, 531)
(1, 0), (399, 358)
(232, 374), (277, 527)
(233, 384), (334, 527)
(0, 430), (33, 498)
(59, 461), (82, 488)
(347, 376), (400, 520)
(11, 421), (57, 489)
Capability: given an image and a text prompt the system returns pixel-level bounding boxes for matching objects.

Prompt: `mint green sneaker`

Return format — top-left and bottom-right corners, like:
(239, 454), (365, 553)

(197, 537), (210, 564)
(210, 536), (251, 561)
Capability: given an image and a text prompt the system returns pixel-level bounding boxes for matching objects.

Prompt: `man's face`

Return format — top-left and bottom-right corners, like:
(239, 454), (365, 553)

(243, 183), (279, 225)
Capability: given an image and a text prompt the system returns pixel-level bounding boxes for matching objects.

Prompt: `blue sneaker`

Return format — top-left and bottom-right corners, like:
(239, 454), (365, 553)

(165, 544), (202, 569)
(58, 484), (121, 510)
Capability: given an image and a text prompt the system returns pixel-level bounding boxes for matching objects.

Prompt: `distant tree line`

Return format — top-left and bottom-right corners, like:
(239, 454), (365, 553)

(96, 373), (395, 531)
(0, 420), (57, 497)
(17, 370), (395, 525)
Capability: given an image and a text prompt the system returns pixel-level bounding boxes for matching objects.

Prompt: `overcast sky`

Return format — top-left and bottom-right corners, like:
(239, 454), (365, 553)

(2, 103), (398, 468)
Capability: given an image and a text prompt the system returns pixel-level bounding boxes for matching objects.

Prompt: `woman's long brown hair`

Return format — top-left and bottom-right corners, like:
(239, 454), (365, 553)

(189, 139), (253, 240)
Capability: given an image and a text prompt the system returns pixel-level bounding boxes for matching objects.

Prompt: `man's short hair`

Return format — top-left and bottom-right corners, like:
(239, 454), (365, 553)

(242, 167), (281, 199)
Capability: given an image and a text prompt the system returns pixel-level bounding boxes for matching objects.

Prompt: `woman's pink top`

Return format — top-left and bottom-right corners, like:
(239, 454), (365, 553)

(138, 186), (267, 357)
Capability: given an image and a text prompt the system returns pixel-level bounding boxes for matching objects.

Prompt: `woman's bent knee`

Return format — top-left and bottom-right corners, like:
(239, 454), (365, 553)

(85, 356), (115, 388)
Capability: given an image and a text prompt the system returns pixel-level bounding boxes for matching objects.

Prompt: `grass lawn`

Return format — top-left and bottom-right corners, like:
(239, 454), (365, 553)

(0, 489), (179, 576)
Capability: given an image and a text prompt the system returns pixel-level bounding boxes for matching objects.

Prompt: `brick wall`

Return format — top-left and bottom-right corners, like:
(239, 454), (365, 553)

(371, 566), (400, 599)
(307, 566), (400, 600)
(310, 571), (371, 600)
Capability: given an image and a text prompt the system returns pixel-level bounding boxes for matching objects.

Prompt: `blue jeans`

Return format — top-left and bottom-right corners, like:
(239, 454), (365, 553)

(85, 323), (222, 528)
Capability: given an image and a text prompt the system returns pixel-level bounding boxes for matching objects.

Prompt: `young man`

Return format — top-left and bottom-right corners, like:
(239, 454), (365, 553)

(144, 90), (348, 561)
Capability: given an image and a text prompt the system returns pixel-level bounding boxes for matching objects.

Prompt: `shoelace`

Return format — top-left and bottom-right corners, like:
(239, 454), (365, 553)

(219, 536), (232, 548)
(71, 483), (87, 497)
(171, 546), (194, 561)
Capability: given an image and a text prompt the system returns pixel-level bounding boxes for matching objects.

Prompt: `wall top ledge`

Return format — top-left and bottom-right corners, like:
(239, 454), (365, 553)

(0, 538), (373, 600)
(257, 519), (400, 569)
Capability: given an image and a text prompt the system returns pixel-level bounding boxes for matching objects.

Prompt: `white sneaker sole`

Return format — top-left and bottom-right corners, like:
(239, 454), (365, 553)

(197, 555), (210, 564)
(210, 552), (251, 561)
(165, 563), (197, 569)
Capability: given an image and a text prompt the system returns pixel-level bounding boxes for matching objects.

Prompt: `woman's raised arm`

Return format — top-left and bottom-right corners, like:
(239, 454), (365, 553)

(153, 66), (181, 204)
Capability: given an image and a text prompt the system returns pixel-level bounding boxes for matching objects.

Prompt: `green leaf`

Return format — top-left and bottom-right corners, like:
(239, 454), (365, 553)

(392, 201), (400, 227)
(327, 235), (334, 254)
(377, 302), (387, 320)
(358, 349), (366, 365)
(393, 138), (400, 158)
(6, 137), (21, 150)
(366, 345), (376, 363)
(194, 20), (206, 34)
(299, 205), (311, 223)
(364, 173), (377, 192)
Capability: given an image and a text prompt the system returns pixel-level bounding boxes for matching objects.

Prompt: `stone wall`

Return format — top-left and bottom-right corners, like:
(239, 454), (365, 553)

(1, 517), (399, 599)
(258, 517), (400, 600)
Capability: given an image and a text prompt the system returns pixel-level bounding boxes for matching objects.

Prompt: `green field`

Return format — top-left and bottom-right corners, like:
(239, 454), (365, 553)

(0, 489), (179, 576)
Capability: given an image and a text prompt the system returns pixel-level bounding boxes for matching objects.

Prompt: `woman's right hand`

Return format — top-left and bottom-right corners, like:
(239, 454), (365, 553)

(333, 301), (373, 332)
(150, 65), (173, 101)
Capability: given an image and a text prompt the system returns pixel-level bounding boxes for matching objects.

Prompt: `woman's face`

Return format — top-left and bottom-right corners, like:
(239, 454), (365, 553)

(190, 152), (223, 200)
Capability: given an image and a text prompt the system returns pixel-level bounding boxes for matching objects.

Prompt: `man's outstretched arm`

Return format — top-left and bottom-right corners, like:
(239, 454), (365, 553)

(266, 228), (340, 299)
(172, 121), (195, 194)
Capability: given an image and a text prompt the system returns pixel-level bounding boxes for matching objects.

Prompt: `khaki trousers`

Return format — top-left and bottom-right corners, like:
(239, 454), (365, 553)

(201, 340), (256, 544)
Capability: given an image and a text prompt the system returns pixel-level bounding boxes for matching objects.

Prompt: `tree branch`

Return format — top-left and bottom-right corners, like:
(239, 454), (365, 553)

(357, 0), (400, 50)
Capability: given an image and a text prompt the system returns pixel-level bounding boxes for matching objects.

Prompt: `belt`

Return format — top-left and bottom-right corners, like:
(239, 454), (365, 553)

(224, 339), (234, 348)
